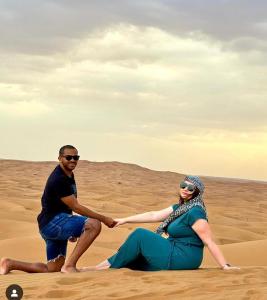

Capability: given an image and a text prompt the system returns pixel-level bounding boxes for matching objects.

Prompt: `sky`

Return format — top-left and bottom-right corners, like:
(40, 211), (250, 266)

(0, 0), (267, 181)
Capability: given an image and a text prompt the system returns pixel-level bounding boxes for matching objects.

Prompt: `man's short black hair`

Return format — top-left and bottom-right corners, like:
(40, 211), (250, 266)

(59, 145), (77, 156)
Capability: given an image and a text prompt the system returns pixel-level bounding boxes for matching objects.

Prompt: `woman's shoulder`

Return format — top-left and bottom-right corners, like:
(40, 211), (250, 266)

(172, 203), (205, 212)
(188, 205), (207, 218)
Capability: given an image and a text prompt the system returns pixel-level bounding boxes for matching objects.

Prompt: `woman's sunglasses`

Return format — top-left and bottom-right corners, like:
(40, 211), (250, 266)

(179, 181), (195, 192)
(62, 155), (80, 161)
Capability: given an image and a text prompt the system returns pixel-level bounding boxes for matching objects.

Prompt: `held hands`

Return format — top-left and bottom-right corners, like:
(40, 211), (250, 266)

(101, 216), (127, 228)
(102, 216), (117, 228)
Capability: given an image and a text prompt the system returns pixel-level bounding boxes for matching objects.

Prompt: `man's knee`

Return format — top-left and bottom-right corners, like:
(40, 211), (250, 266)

(84, 219), (102, 235)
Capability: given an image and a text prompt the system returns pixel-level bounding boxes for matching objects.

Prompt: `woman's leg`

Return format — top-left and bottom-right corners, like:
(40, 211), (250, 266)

(106, 228), (171, 271)
(82, 228), (171, 272)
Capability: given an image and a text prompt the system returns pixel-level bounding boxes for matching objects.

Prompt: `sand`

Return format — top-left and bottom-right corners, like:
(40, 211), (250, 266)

(0, 159), (267, 299)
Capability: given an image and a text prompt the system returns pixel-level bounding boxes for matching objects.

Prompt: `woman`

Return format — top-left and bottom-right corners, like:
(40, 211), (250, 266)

(92, 175), (239, 271)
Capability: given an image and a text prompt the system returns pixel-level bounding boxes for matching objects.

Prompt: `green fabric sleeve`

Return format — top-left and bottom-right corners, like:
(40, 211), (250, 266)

(187, 207), (207, 226)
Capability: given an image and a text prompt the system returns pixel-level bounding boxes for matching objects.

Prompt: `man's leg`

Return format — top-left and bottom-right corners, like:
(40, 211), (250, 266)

(0, 256), (65, 274)
(0, 257), (48, 274)
(47, 256), (65, 272)
(61, 218), (101, 273)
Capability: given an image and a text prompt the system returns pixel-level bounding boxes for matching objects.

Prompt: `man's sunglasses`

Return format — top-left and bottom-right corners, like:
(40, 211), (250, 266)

(179, 181), (195, 192)
(62, 155), (80, 161)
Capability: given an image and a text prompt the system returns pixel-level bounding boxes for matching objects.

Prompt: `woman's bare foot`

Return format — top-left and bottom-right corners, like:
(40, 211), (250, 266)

(95, 259), (111, 270)
(61, 265), (79, 273)
(79, 260), (111, 272)
(79, 266), (97, 272)
(0, 258), (12, 275)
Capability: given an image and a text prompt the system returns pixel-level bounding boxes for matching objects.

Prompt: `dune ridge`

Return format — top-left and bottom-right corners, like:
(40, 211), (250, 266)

(1, 159), (267, 299)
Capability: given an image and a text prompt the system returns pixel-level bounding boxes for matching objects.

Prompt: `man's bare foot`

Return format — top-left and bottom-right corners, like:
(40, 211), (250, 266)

(61, 265), (79, 273)
(68, 237), (77, 243)
(0, 258), (12, 275)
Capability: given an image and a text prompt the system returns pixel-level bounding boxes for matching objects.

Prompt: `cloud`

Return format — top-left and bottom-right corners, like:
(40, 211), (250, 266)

(0, 98), (51, 117)
(1, 24), (267, 135)
(0, 0), (267, 55)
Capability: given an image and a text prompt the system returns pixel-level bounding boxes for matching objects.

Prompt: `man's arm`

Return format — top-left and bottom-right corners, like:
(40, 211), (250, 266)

(61, 195), (116, 228)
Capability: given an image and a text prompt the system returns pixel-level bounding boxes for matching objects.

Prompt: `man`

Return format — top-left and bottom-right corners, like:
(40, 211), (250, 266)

(0, 145), (116, 274)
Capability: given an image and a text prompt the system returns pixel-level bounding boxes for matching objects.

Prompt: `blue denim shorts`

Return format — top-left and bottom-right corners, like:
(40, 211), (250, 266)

(40, 213), (88, 261)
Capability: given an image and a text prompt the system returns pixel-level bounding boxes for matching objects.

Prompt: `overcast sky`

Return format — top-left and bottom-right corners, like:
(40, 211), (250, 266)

(1, 0), (267, 181)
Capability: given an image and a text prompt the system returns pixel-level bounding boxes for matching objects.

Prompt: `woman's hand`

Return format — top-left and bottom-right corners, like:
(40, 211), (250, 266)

(114, 218), (127, 227)
(222, 264), (240, 270)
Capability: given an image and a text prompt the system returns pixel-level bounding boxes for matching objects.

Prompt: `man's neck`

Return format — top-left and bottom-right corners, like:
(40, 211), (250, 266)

(59, 164), (73, 177)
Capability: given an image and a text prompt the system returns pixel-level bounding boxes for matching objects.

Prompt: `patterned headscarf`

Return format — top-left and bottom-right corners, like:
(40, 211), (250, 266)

(155, 175), (207, 235)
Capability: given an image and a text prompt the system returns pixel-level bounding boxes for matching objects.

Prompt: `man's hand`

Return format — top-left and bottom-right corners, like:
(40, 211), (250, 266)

(102, 216), (117, 228)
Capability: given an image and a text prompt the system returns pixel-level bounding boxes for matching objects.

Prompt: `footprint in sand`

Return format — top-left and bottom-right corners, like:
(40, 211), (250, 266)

(243, 274), (255, 285)
(56, 277), (112, 289)
(242, 289), (261, 300)
(56, 277), (90, 285)
(107, 291), (158, 299)
(41, 290), (79, 298)
(142, 275), (165, 283)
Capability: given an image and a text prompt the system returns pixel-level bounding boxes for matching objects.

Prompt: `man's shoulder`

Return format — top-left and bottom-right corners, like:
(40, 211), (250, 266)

(47, 165), (66, 184)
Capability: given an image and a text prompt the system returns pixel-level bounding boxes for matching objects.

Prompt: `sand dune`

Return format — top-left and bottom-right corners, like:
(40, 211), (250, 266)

(1, 159), (267, 299)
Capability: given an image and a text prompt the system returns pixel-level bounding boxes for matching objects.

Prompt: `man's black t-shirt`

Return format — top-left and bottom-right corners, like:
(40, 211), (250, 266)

(37, 165), (77, 230)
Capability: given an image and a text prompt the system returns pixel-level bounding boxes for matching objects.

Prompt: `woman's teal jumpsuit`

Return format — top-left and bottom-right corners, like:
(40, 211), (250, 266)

(108, 206), (207, 270)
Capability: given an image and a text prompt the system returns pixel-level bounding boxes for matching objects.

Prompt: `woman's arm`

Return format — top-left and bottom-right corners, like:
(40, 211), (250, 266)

(115, 206), (173, 226)
(192, 219), (239, 270)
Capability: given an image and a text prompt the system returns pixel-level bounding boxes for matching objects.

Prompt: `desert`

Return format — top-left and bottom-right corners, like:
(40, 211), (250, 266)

(0, 159), (267, 299)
